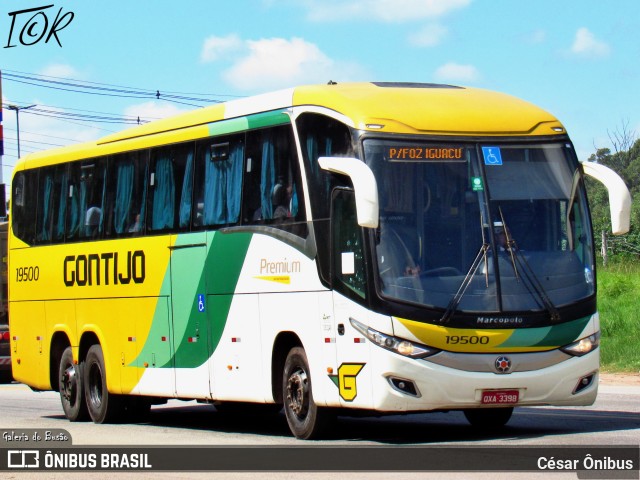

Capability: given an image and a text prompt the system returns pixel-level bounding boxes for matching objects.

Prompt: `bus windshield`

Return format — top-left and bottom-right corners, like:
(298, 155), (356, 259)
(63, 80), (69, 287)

(364, 139), (595, 315)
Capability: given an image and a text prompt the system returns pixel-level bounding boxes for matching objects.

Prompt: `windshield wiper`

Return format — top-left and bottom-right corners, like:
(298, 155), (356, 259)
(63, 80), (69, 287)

(499, 210), (561, 322)
(440, 211), (561, 324)
(439, 243), (489, 323)
(440, 215), (490, 324)
(498, 209), (519, 281)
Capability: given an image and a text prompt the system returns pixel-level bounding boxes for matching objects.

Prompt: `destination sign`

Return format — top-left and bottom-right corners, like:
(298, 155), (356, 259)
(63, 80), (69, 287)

(386, 146), (467, 161)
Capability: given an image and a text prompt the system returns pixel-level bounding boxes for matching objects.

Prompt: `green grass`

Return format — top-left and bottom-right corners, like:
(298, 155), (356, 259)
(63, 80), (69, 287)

(596, 260), (640, 373)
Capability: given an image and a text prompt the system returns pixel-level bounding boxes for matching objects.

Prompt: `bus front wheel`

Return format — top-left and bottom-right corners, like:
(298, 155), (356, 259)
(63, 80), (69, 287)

(58, 346), (89, 422)
(84, 344), (124, 423)
(282, 347), (333, 439)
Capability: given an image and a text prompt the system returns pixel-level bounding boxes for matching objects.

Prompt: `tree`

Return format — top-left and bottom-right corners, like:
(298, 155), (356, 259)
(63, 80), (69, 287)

(585, 130), (639, 262)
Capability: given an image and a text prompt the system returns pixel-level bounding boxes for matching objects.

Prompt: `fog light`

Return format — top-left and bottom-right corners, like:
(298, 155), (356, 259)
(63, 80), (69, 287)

(388, 377), (420, 397)
(573, 372), (596, 394)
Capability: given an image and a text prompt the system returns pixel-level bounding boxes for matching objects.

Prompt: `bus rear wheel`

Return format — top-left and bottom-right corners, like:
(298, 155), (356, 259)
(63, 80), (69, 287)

(84, 344), (124, 423)
(463, 407), (513, 429)
(282, 347), (333, 439)
(58, 346), (89, 422)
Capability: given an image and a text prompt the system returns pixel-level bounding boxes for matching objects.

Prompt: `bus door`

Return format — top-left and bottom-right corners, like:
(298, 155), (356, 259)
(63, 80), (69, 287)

(169, 232), (212, 399)
(330, 189), (373, 408)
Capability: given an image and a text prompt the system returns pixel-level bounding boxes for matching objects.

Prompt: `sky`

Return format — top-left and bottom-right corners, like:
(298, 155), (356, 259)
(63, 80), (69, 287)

(1, 0), (639, 191)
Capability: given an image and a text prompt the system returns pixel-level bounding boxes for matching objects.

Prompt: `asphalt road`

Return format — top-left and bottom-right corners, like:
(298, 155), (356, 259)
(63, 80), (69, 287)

(0, 379), (638, 479)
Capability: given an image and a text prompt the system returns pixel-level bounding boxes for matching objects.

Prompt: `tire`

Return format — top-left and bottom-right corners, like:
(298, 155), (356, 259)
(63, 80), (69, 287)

(282, 347), (333, 439)
(463, 407), (514, 429)
(58, 346), (89, 421)
(84, 344), (124, 423)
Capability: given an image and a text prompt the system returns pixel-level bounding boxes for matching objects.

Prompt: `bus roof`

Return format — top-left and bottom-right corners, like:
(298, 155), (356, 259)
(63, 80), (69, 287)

(16, 82), (564, 169)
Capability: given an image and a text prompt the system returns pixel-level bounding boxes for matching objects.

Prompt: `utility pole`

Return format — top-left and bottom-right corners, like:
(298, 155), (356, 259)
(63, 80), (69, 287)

(7, 104), (36, 159)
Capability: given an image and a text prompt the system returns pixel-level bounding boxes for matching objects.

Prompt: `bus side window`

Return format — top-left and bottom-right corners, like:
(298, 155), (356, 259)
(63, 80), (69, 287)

(35, 167), (56, 244)
(296, 113), (354, 220)
(66, 160), (106, 241)
(148, 143), (193, 233)
(11, 170), (38, 245)
(149, 147), (176, 232)
(296, 112), (353, 283)
(35, 164), (68, 244)
(193, 135), (243, 229)
(51, 165), (69, 243)
(243, 125), (307, 237)
(105, 150), (149, 237)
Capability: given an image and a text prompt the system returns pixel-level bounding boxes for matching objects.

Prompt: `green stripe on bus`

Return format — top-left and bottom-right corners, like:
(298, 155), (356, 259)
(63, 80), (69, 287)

(208, 117), (248, 136)
(247, 110), (290, 129)
(207, 110), (289, 137)
(532, 315), (591, 347)
(135, 231), (253, 369)
(496, 316), (591, 349)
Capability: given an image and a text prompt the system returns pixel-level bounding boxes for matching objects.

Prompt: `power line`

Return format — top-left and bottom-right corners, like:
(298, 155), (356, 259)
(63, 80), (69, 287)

(2, 70), (239, 107)
(28, 107), (146, 125)
(25, 115), (119, 134)
(3, 68), (242, 100)
(3, 102), (149, 125)
(4, 135), (67, 148)
(3, 126), (89, 143)
(2, 144), (38, 155)
(6, 99), (164, 121)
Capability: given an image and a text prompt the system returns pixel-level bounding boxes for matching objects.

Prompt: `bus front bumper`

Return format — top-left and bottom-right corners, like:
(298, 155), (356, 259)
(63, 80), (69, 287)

(367, 348), (599, 412)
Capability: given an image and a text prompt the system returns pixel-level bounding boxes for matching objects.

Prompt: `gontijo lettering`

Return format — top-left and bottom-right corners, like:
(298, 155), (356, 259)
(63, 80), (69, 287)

(63, 250), (145, 287)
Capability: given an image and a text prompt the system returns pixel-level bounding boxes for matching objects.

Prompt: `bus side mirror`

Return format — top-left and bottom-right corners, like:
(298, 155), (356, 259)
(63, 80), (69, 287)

(581, 161), (631, 235)
(318, 157), (379, 228)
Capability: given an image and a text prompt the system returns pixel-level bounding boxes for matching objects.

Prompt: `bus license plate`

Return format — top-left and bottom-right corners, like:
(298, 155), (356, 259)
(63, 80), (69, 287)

(481, 390), (519, 405)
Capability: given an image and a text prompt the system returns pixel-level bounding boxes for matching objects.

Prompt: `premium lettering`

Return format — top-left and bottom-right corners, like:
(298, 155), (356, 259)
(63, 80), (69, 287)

(260, 258), (301, 275)
(63, 250), (145, 287)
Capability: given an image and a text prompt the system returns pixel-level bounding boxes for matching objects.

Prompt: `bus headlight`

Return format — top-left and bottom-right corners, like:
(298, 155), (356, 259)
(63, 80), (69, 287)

(561, 332), (600, 356)
(349, 318), (439, 359)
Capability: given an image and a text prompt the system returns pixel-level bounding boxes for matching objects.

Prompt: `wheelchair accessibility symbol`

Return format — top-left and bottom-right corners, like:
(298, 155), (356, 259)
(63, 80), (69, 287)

(482, 146), (503, 165)
(197, 294), (205, 313)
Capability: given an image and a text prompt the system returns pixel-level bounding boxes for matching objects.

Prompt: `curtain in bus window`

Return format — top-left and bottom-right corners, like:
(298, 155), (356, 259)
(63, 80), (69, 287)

(55, 172), (68, 240)
(38, 174), (54, 242)
(138, 161), (148, 232)
(204, 149), (224, 225)
(260, 134), (275, 220)
(306, 136), (318, 176)
(290, 183), (298, 216)
(226, 142), (243, 223)
(152, 157), (175, 230)
(114, 160), (134, 234)
(99, 165), (107, 235)
(68, 184), (80, 237)
(179, 150), (194, 228)
(304, 134), (333, 175)
(203, 142), (243, 225)
(96, 162), (107, 234)
(66, 174), (87, 239)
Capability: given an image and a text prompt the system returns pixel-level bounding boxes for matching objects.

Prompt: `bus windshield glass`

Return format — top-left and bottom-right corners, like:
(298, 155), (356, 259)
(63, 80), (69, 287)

(364, 139), (595, 314)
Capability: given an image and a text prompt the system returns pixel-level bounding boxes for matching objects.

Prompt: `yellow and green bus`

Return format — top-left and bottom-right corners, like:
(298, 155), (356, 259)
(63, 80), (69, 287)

(9, 82), (630, 439)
